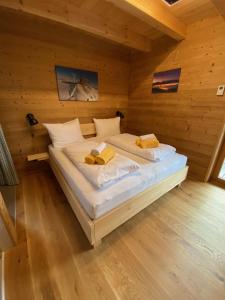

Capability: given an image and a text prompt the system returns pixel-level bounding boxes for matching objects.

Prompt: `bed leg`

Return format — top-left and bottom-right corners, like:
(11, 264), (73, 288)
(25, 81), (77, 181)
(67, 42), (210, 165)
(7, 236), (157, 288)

(93, 240), (102, 249)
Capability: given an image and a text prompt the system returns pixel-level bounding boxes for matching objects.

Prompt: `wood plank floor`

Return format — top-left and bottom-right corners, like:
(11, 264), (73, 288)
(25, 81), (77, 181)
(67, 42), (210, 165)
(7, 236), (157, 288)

(3, 168), (225, 300)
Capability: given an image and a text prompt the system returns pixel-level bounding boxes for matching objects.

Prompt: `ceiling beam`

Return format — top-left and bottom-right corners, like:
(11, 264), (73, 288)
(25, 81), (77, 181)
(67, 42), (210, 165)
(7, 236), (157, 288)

(106, 0), (187, 41)
(0, 0), (151, 52)
(211, 0), (225, 19)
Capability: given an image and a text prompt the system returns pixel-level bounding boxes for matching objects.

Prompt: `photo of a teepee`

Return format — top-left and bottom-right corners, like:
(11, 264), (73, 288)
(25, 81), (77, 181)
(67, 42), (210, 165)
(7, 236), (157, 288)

(55, 65), (98, 101)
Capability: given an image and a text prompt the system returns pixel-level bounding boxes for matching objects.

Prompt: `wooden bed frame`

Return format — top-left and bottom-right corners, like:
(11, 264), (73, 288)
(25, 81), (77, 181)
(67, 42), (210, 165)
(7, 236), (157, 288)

(37, 122), (189, 247)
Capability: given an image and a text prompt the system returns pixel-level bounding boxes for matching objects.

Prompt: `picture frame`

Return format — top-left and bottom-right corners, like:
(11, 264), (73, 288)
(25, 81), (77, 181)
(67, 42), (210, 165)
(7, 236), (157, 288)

(55, 65), (98, 101)
(152, 68), (181, 93)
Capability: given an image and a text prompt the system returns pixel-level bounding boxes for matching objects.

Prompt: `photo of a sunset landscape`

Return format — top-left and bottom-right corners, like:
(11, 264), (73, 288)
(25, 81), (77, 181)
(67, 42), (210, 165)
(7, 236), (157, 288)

(152, 68), (181, 93)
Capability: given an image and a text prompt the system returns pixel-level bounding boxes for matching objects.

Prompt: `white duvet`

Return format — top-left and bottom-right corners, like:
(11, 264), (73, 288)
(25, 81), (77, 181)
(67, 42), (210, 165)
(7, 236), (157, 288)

(63, 141), (140, 189)
(106, 134), (176, 161)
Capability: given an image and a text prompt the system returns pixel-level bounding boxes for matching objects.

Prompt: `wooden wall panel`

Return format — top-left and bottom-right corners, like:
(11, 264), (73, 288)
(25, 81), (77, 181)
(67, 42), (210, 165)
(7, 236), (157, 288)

(0, 12), (129, 170)
(128, 14), (225, 180)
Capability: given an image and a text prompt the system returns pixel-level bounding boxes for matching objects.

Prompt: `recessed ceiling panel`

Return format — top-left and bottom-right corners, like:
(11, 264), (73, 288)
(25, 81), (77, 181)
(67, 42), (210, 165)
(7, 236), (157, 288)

(163, 0), (180, 5)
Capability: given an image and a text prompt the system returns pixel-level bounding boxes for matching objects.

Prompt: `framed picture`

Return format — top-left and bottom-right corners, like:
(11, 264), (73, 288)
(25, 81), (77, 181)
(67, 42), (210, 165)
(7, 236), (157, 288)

(152, 68), (181, 93)
(55, 65), (98, 101)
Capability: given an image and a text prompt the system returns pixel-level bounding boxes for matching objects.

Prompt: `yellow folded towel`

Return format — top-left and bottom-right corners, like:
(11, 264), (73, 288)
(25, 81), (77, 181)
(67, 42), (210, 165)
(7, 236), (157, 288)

(136, 139), (141, 146)
(85, 154), (96, 165)
(136, 138), (159, 149)
(95, 147), (115, 165)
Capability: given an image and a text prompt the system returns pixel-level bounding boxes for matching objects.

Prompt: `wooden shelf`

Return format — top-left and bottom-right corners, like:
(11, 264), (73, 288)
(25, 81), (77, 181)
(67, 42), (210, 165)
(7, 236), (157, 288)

(27, 152), (49, 162)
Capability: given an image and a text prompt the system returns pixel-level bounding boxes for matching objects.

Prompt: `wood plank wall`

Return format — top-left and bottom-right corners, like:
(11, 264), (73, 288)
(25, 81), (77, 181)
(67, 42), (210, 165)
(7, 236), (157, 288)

(128, 14), (225, 180)
(0, 10), (129, 170)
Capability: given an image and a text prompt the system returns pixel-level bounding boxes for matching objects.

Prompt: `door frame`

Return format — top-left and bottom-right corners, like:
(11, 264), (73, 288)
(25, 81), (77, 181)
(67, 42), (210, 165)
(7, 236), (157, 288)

(205, 122), (225, 182)
(211, 135), (225, 187)
(0, 192), (17, 251)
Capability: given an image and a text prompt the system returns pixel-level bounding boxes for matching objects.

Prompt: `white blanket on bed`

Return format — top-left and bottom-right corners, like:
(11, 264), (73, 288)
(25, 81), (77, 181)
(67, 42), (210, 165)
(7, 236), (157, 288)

(63, 141), (140, 189)
(106, 134), (176, 161)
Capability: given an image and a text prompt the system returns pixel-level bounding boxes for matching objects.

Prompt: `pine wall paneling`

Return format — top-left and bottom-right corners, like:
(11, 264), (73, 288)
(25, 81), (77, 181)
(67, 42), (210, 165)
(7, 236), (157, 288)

(0, 11), (129, 170)
(1, 5), (225, 180)
(128, 14), (225, 179)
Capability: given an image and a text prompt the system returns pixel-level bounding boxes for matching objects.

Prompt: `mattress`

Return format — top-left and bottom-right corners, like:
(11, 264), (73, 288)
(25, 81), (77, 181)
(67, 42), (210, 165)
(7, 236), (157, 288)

(49, 139), (187, 219)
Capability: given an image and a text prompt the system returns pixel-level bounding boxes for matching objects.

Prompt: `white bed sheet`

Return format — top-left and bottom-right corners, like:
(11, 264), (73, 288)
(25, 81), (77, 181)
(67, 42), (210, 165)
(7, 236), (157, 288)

(49, 137), (187, 219)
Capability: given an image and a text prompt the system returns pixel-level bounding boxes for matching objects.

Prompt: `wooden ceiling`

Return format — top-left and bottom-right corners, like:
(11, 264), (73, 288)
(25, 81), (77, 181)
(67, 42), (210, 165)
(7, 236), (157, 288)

(211, 0), (225, 19)
(0, 0), (220, 51)
(172, 0), (219, 23)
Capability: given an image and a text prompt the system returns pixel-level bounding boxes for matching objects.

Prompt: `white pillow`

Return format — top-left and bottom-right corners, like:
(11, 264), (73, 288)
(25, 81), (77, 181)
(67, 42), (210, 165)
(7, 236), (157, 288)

(43, 118), (84, 148)
(93, 117), (120, 137)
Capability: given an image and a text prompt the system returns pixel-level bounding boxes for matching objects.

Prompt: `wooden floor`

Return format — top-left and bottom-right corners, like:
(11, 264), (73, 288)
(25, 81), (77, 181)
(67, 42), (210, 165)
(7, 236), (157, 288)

(3, 168), (225, 300)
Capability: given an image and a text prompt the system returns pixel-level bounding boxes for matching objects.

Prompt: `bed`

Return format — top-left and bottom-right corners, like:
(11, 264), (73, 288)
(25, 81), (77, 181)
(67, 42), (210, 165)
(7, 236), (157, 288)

(45, 123), (188, 247)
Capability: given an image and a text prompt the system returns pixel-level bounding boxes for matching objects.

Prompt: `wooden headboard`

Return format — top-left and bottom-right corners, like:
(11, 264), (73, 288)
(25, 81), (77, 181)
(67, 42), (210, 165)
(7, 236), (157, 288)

(30, 123), (96, 137)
